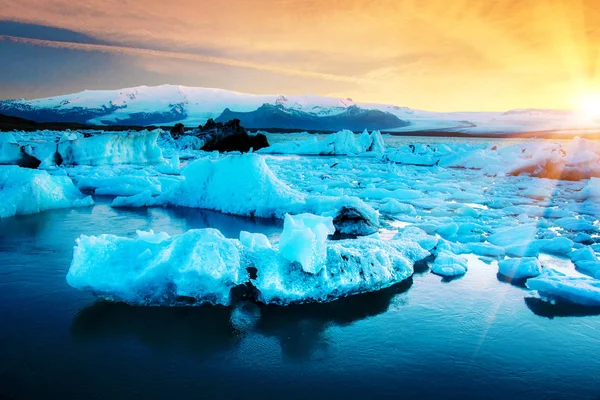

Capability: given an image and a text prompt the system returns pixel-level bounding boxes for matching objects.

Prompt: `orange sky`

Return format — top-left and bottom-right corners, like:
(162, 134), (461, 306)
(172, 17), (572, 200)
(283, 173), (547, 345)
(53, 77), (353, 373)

(1, 0), (600, 110)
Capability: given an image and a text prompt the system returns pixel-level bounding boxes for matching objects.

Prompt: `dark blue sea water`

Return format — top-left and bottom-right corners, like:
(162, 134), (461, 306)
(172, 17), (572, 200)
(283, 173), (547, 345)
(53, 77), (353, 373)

(0, 199), (599, 400)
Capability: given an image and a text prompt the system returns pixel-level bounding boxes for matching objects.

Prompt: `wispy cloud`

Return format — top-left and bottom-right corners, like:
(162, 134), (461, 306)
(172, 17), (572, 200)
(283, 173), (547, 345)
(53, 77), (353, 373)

(0, 34), (373, 84)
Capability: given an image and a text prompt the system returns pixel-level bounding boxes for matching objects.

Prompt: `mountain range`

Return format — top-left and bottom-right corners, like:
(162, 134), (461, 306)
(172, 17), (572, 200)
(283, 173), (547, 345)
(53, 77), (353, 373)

(1, 85), (599, 135)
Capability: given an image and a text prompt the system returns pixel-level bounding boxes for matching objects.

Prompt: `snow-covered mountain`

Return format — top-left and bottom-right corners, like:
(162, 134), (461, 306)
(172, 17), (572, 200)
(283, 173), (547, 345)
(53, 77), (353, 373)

(1, 84), (600, 134)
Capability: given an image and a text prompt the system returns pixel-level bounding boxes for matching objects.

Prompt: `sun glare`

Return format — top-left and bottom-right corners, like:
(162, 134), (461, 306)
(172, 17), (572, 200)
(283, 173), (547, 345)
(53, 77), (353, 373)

(576, 92), (600, 120)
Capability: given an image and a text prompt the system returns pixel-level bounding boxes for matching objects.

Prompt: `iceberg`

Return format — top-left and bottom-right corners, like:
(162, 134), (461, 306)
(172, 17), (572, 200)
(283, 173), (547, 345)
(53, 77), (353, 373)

(156, 153), (306, 217)
(258, 129), (385, 155)
(67, 229), (246, 306)
(527, 269), (600, 307)
(114, 153), (380, 235)
(431, 251), (468, 277)
(58, 130), (164, 166)
(0, 165), (93, 218)
(66, 216), (429, 306)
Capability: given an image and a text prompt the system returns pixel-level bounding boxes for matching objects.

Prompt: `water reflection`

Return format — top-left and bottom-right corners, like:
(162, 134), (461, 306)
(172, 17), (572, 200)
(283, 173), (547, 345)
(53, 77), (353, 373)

(496, 273), (528, 288)
(524, 297), (600, 319)
(71, 302), (240, 356)
(71, 278), (413, 360)
(255, 278), (413, 361)
(0, 213), (51, 241)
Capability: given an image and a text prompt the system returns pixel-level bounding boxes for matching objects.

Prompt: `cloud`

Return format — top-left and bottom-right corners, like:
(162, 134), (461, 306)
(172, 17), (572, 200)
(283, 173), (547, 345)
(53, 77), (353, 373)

(2, 0), (600, 110)
(0, 34), (372, 84)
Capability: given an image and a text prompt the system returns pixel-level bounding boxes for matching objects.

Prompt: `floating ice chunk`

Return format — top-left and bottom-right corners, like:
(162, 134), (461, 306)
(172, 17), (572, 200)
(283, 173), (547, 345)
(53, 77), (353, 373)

(67, 164), (182, 196)
(360, 187), (422, 201)
(487, 225), (538, 247)
(379, 199), (416, 215)
(437, 223), (459, 239)
(537, 236), (573, 255)
(435, 239), (469, 255)
(358, 129), (372, 151)
(112, 154), (379, 235)
(278, 214), (335, 274)
(0, 165), (93, 218)
(67, 229), (245, 306)
(155, 155), (180, 174)
(136, 229), (171, 244)
(370, 130), (385, 154)
(67, 223), (429, 306)
(0, 133), (22, 165)
(498, 257), (542, 279)
(22, 141), (58, 169)
(527, 269), (600, 307)
(58, 130), (164, 166)
(554, 217), (596, 232)
(158, 153), (307, 218)
(506, 137), (600, 181)
(569, 246), (597, 263)
(258, 129), (384, 156)
(573, 232), (593, 243)
(307, 195), (380, 235)
(111, 190), (157, 208)
(394, 226), (438, 251)
(431, 251), (468, 277)
(259, 238), (428, 304)
(574, 261), (600, 279)
(239, 231), (272, 251)
(568, 246), (600, 277)
(467, 243), (505, 258)
(385, 143), (443, 166)
(504, 243), (540, 258)
(579, 177), (600, 200)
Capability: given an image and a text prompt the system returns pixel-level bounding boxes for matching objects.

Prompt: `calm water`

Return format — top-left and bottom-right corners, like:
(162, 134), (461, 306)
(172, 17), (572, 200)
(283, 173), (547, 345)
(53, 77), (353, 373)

(1, 201), (600, 399)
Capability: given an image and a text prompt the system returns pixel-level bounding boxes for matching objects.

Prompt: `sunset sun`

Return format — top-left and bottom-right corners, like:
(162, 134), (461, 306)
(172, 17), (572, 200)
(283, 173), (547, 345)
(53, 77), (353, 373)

(576, 92), (600, 119)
